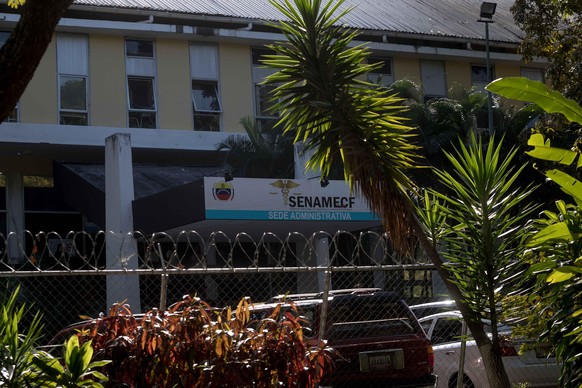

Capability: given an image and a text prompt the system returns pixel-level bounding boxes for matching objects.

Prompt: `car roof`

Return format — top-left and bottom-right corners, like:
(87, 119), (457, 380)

(419, 311), (512, 333)
(268, 288), (383, 302)
(409, 300), (456, 310)
(418, 311), (463, 322)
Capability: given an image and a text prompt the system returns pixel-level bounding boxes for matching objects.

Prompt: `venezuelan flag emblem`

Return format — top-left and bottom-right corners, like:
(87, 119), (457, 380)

(212, 181), (234, 201)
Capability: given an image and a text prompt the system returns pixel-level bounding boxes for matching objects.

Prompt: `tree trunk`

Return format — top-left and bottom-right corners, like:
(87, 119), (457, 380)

(0, 0), (74, 122)
(409, 213), (512, 388)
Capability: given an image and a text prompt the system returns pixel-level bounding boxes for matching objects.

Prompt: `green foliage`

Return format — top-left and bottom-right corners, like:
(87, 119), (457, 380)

(0, 285), (46, 387)
(216, 116), (295, 178)
(7, 0), (25, 8)
(511, 0), (582, 102)
(80, 296), (335, 387)
(488, 76), (582, 387)
(32, 336), (109, 387)
(418, 135), (536, 330)
(263, 0), (421, 253)
(487, 78), (582, 125)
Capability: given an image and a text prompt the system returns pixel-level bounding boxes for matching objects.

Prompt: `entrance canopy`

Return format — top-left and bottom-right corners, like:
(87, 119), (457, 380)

(55, 163), (382, 237)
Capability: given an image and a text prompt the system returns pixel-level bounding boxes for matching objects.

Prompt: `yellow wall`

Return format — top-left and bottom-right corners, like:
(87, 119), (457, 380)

(446, 61), (472, 92)
(495, 63), (521, 79)
(394, 57), (421, 85)
(219, 43), (253, 133)
(20, 40), (57, 124)
(157, 39), (192, 130)
(89, 35), (126, 127)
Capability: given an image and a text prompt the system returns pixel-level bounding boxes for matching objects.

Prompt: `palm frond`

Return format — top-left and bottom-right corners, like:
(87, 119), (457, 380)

(265, 0), (422, 252)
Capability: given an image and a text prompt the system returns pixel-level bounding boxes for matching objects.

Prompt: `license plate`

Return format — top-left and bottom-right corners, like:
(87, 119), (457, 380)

(369, 354), (392, 369)
(359, 349), (404, 372)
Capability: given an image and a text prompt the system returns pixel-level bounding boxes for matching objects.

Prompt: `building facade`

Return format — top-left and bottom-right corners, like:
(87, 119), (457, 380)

(0, 0), (545, 268)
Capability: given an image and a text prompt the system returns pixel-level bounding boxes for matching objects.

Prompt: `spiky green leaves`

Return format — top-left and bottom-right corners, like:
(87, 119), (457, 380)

(420, 136), (537, 319)
(264, 0), (421, 252)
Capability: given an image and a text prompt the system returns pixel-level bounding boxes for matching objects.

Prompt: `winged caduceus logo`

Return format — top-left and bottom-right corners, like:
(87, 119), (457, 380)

(270, 179), (300, 206)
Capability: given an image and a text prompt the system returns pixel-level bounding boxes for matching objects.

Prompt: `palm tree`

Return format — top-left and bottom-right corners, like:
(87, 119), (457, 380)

(263, 0), (516, 386)
(217, 116), (294, 178)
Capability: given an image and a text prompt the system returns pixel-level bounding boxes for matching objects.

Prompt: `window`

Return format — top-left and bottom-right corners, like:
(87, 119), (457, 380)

(57, 33), (89, 125)
(127, 77), (156, 128)
(471, 64), (495, 92)
(252, 48), (278, 131)
(190, 44), (221, 131)
(431, 318), (462, 345)
(126, 39), (157, 128)
(1, 31), (18, 122)
(520, 67), (544, 83)
(367, 57), (393, 86)
(126, 39), (154, 58)
(420, 60), (447, 102)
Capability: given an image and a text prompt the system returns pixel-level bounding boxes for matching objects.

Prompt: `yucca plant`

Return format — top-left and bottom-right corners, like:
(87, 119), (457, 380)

(418, 135), (537, 385)
(261, 0), (517, 386)
(0, 285), (46, 387)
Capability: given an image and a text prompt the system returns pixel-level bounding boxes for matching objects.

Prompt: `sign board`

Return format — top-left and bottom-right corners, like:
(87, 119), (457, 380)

(204, 177), (379, 221)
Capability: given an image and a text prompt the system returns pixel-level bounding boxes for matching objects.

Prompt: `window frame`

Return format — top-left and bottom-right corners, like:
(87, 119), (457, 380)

(520, 67), (545, 83)
(190, 43), (222, 132)
(471, 64), (496, 92)
(367, 56), (394, 86)
(127, 76), (157, 129)
(251, 47), (279, 131)
(125, 39), (154, 59)
(420, 59), (447, 101)
(57, 33), (89, 126)
(125, 38), (157, 129)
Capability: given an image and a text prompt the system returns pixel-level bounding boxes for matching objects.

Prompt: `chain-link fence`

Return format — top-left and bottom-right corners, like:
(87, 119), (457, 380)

(0, 230), (559, 387)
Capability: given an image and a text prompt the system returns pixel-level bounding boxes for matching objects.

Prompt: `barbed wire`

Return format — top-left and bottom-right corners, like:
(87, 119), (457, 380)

(0, 229), (430, 273)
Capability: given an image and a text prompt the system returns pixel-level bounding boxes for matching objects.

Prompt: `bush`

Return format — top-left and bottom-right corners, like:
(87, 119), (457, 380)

(80, 296), (336, 387)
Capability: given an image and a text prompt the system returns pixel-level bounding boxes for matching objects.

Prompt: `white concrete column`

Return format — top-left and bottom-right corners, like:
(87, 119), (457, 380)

(6, 172), (25, 265)
(105, 133), (141, 313)
(296, 240), (318, 293)
(316, 237), (331, 292)
(370, 234), (386, 289)
(205, 246), (219, 303)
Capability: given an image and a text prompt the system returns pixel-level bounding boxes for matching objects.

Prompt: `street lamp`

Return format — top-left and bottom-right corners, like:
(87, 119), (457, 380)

(478, 2), (496, 135)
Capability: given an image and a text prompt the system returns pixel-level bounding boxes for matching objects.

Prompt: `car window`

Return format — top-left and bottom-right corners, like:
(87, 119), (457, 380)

(420, 319), (433, 335)
(432, 318), (462, 344)
(328, 301), (416, 340)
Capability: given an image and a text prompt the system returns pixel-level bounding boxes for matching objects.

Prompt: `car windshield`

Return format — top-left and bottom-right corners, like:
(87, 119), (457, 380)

(328, 301), (416, 339)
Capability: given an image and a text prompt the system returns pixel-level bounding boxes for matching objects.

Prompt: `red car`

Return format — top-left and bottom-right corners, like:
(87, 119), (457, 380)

(252, 289), (437, 387)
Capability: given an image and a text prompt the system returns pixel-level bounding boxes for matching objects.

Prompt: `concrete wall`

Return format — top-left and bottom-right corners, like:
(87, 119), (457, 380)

(157, 39), (191, 130)
(20, 40), (57, 124)
(90, 35), (126, 128)
(15, 32), (530, 131)
(219, 42), (254, 133)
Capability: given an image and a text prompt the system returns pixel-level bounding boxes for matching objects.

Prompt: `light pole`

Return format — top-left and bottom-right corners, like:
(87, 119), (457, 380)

(478, 2), (496, 135)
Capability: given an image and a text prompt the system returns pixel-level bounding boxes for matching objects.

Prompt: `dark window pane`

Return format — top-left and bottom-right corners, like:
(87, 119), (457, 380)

(126, 39), (154, 58)
(252, 48), (274, 65)
(255, 85), (278, 118)
(194, 113), (220, 131)
(256, 118), (277, 132)
(192, 81), (221, 112)
(128, 78), (155, 110)
(60, 76), (86, 111)
(0, 31), (10, 48)
(472, 65), (495, 82)
(368, 57), (392, 75)
(4, 107), (17, 123)
(60, 112), (88, 126)
(129, 112), (156, 128)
